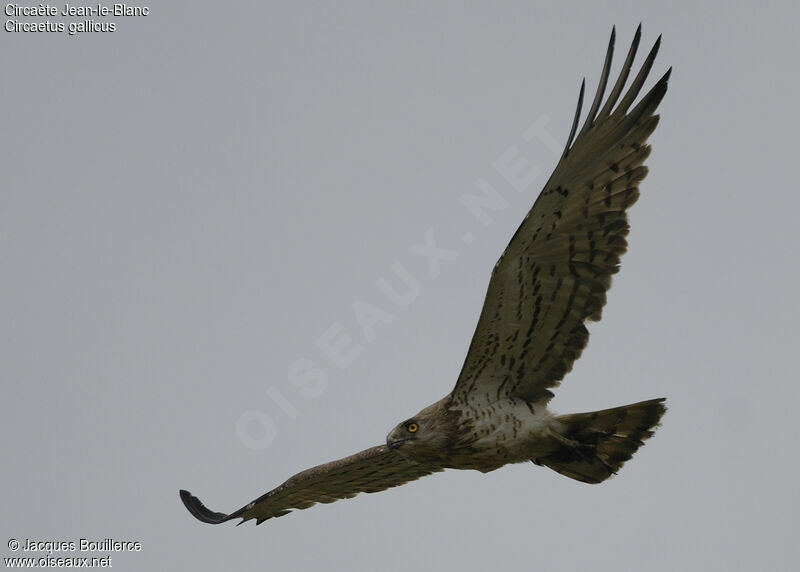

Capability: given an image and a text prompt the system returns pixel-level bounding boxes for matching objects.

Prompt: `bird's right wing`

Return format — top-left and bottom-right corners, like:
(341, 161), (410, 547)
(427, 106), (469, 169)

(180, 445), (441, 525)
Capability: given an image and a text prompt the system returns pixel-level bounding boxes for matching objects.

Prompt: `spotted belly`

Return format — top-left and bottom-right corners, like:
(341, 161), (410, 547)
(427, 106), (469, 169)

(447, 399), (559, 472)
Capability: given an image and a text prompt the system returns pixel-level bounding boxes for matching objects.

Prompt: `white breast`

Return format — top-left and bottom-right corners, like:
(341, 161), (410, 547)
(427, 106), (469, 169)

(450, 399), (557, 472)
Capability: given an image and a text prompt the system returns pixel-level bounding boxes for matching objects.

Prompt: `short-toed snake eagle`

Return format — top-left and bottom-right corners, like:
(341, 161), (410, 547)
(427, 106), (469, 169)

(181, 25), (670, 526)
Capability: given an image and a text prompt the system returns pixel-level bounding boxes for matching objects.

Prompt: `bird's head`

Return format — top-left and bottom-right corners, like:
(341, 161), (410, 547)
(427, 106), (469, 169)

(386, 417), (428, 453)
(386, 399), (455, 463)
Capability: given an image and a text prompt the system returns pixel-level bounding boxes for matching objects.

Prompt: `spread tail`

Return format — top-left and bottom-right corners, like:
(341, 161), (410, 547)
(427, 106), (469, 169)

(536, 398), (666, 484)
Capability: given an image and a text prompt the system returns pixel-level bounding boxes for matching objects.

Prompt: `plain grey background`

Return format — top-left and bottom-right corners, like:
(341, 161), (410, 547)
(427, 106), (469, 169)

(3, 1), (798, 570)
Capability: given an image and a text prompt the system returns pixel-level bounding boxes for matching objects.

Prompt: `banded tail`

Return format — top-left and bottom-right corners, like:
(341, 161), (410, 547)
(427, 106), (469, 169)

(537, 398), (666, 484)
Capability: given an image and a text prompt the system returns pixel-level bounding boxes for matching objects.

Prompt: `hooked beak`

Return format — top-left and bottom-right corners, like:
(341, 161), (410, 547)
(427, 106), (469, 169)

(387, 437), (408, 450)
(386, 427), (409, 450)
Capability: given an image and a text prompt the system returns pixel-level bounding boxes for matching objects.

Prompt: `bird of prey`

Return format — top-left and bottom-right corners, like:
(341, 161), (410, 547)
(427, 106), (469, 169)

(181, 26), (670, 527)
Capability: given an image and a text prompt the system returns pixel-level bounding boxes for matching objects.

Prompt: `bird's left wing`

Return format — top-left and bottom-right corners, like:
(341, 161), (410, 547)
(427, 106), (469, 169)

(450, 27), (670, 407)
(180, 445), (441, 525)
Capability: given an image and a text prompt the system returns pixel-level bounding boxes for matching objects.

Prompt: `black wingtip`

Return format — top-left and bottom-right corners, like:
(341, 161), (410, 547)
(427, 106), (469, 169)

(632, 24), (642, 50)
(560, 78), (585, 160)
(179, 489), (231, 524)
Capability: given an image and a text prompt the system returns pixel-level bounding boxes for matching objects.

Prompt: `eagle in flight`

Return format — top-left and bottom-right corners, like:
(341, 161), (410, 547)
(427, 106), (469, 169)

(181, 26), (670, 526)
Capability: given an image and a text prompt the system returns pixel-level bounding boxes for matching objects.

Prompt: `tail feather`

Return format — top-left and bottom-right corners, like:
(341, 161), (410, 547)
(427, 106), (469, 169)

(537, 398), (666, 484)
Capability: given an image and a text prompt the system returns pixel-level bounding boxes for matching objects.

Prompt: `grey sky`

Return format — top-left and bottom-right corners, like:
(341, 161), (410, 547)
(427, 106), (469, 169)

(2, 2), (798, 571)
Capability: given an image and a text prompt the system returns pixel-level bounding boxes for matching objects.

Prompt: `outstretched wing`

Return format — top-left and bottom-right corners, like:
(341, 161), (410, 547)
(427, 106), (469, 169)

(451, 27), (671, 407)
(180, 445), (441, 525)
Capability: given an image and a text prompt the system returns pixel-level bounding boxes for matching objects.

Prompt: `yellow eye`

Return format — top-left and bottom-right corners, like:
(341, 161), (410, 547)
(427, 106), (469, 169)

(406, 423), (418, 433)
